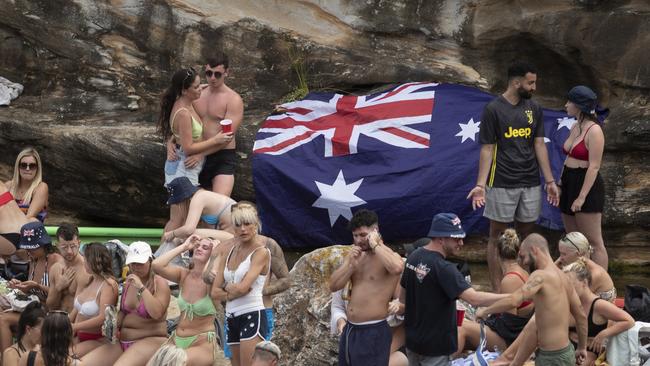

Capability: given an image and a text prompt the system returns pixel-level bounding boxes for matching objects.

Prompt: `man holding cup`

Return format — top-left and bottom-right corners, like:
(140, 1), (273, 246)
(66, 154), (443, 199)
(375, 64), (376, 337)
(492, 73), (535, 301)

(399, 213), (507, 366)
(193, 52), (244, 196)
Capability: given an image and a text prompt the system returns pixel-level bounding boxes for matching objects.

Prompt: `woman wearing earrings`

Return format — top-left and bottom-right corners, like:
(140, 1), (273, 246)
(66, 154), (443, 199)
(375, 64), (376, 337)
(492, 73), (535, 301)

(5, 147), (48, 223)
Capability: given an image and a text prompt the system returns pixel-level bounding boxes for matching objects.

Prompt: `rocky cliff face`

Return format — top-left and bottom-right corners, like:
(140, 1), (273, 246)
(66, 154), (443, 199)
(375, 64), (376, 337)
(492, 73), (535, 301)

(0, 1), (647, 246)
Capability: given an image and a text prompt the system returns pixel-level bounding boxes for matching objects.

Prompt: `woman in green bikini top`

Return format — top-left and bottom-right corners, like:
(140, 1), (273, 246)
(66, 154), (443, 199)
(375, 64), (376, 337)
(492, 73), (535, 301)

(152, 235), (226, 366)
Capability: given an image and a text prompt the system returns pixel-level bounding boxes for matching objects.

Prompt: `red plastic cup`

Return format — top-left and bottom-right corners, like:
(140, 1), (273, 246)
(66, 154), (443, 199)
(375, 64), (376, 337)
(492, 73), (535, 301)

(220, 119), (232, 134)
(456, 309), (465, 326)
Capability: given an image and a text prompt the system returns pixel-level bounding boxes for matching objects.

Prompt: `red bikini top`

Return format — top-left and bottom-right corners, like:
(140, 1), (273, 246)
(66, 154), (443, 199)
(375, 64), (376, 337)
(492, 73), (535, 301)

(504, 271), (533, 309)
(563, 124), (597, 161)
(0, 191), (13, 206)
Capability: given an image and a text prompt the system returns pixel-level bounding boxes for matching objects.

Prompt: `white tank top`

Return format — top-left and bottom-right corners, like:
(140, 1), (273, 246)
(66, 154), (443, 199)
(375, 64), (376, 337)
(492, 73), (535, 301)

(223, 245), (270, 316)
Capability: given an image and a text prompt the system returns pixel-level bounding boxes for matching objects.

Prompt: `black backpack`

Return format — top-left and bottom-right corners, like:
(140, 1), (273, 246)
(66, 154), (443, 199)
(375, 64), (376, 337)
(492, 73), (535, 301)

(624, 284), (650, 322)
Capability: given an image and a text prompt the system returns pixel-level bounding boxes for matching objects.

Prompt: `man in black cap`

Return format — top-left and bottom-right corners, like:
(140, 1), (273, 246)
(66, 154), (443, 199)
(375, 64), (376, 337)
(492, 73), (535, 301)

(399, 213), (508, 366)
(467, 62), (559, 292)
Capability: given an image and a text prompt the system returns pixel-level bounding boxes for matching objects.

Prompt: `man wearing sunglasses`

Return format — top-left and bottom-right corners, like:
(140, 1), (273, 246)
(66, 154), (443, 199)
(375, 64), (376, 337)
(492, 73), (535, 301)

(46, 224), (88, 313)
(193, 52), (244, 197)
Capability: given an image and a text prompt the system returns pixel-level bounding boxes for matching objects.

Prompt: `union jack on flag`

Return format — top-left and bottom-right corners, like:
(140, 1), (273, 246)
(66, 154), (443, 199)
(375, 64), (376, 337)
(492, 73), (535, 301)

(253, 83), (572, 248)
(253, 82), (437, 157)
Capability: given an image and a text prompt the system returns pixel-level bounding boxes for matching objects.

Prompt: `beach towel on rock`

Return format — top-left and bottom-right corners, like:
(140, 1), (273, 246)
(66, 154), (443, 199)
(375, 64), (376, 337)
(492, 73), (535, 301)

(0, 77), (23, 106)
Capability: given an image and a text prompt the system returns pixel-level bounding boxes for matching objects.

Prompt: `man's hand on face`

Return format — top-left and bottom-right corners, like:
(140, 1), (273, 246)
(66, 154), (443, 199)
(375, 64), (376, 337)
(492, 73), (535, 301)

(348, 246), (363, 269)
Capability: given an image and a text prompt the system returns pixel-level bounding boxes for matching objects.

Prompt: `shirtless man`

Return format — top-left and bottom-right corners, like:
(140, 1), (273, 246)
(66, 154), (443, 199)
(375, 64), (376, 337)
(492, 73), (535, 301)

(477, 233), (588, 366)
(329, 209), (404, 366)
(193, 52), (244, 196)
(46, 224), (87, 312)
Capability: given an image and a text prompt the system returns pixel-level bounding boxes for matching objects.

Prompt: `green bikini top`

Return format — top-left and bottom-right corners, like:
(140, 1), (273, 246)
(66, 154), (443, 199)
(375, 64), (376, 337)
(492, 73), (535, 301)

(171, 107), (203, 142)
(177, 287), (217, 321)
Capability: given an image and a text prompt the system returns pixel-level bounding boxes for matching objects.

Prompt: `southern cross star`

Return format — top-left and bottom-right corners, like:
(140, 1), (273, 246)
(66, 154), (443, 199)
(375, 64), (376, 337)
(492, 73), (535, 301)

(455, 118), (481, 143)
(312, 170), (366, 226)
(557, 117), (577, 131)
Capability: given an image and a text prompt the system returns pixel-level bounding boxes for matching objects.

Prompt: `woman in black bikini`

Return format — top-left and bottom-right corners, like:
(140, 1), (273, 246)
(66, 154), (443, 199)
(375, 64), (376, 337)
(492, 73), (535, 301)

(2, 302), (45, 366)
(19, 311), (83, 366)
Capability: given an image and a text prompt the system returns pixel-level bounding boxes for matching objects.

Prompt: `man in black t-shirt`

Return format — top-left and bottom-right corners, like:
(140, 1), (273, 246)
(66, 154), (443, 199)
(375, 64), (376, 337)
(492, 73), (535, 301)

(467, 62), (559, 292)
(399, 213), (507, 366)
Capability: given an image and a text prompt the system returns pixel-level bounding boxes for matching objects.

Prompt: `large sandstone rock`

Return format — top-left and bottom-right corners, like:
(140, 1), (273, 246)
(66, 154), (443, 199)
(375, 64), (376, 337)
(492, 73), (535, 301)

(272, 245), (351, 365)
(0, 1), (647, 249)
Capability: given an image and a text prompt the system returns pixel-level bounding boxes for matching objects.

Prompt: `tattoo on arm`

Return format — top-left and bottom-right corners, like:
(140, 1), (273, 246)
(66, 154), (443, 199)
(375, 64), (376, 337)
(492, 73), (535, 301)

(263, 239), (292, 296)
(522, 275), (544, 298)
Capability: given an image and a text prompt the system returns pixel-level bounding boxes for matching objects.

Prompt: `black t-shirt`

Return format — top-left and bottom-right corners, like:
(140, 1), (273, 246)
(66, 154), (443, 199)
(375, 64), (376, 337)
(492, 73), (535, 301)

(479, 96), (545, 188)
(400, 248), (471, 356)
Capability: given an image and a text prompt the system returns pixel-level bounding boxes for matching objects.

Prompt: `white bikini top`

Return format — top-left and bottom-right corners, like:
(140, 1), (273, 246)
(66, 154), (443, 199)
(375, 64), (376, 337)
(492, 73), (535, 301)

(74, 282), (104, 317)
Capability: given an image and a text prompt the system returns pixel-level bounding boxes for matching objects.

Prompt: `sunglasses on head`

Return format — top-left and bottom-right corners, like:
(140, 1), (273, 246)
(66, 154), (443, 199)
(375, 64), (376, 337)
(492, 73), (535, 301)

(561, 235), (581, 252)
(205, 70), (223, 79)
(19, 162), (38, 170)
(182, 68), (195, 84)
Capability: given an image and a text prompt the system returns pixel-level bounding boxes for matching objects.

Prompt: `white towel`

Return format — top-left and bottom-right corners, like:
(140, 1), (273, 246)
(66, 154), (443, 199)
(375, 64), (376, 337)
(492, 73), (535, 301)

(0, 76), (23, 106)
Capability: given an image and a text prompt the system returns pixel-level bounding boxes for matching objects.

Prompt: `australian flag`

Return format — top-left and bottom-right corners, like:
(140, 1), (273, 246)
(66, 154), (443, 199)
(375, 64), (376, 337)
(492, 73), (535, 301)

(253, 82), (576, 249)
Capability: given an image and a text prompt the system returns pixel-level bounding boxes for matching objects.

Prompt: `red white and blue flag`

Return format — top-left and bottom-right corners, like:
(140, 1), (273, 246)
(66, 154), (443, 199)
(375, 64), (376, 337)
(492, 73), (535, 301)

(253, 83), (575, 248)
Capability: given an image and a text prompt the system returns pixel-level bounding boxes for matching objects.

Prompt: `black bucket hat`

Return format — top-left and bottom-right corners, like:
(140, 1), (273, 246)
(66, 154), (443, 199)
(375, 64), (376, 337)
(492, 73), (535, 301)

(568, 85), (597, 114)
(166, 177), (199, 205)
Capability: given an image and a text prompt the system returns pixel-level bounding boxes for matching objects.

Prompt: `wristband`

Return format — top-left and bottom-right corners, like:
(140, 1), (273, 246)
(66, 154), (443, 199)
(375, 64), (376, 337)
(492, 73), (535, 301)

(546, 180), (555, 185)
(136, 286), (145, 300)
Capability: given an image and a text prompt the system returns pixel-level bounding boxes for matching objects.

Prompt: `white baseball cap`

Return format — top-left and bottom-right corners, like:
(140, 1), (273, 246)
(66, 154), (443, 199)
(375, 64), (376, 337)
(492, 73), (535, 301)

(125, 241), (152, 264)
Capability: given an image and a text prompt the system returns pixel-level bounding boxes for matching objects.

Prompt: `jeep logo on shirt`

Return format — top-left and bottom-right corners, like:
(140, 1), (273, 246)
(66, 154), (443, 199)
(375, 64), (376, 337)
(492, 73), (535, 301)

(504, 126), (532, 139)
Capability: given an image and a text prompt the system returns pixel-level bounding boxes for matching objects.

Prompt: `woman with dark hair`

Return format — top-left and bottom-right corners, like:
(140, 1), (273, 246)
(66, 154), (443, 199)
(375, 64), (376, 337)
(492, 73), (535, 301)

(5, 147), (48, 223)
(81, 242), (171, 366)
(159, 68), (232, 245)
(0, 222), (63, 353)
(69, 243), (118, 357)
(19, 311), (83, 366)
(454, 229), (533, 357)
(560, 86), (607, 268)
(2, 302), (45, 366)
(152, 235), (226, 366)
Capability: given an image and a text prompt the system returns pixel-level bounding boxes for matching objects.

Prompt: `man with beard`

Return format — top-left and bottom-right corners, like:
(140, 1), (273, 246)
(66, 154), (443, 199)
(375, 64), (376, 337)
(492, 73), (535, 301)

(467, 62), (559, 291)
(400, 213), (508, 366)
(46, 224), (87, 312)
(477, 233), (588, 366)
(329, 209), (404, 366)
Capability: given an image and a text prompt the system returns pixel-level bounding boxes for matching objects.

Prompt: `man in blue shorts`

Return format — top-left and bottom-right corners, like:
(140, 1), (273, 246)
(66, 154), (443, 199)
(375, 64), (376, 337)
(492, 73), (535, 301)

(467, 62), (559, 291)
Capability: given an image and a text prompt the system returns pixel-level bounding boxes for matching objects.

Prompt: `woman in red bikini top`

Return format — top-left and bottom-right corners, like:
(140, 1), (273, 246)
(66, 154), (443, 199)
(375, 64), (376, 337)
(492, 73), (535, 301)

(560, 85), (608, 269)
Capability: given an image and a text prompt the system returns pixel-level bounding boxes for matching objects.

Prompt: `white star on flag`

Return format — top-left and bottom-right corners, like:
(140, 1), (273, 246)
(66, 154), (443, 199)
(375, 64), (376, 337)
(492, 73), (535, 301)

(557, 117), (576, 131)
(544, 137), (551, 143)
(312, 170), (366, 227)
(455, 118), (481, 143)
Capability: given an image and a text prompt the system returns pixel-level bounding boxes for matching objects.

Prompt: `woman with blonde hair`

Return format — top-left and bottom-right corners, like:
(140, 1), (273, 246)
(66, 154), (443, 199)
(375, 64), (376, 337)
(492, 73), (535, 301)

(152, 235), (226, 366)
(455, 229), (533, 357)
(563, 259), (634, 365)
(5, 147), (48, 223)
(210, 202), (271, 366)
(82, 242), (170, 366)
(70, 243), (119, 357)
(556, 231), (616, 302)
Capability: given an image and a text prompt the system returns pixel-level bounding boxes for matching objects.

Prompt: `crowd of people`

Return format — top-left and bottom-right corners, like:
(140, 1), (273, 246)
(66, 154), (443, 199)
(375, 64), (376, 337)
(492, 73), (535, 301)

(0, 55), (629, 366)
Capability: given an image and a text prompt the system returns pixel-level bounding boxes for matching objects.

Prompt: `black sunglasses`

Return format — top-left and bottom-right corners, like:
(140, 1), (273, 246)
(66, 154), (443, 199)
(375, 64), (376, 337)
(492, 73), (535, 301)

(205, 70), (223, 79)
(561, 235), (580, 252)
(19, 162), (38, 170)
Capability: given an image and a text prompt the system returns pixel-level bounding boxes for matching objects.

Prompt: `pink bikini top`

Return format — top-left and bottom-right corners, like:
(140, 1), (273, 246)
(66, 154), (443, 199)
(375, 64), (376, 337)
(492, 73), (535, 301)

(120, 282), (152, 319)
(563, 124), (596, 162)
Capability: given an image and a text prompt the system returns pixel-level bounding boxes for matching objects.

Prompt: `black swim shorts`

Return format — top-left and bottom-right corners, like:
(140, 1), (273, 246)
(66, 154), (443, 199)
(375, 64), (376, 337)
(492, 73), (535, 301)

(199, 149), (238, 188)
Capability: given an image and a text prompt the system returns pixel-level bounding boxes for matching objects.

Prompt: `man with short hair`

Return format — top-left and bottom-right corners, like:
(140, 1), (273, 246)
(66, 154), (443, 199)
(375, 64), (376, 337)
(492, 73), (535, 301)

(467, 62), (559, 291)
(329, 209), (404, 366)
(46, 223), (87, 312)
(251, 340), (281, 366)
(194, 52), (244, 196)
(477, 234), (587, 366)
(400, 213), (508, 366)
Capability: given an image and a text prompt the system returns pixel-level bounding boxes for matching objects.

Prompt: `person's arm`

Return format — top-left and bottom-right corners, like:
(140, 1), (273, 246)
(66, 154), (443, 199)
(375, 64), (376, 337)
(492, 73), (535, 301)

(367, 232), (404, 275)
(467, 144), (494, 210)
(163, 194), (204, 241)
(588, 300), (635, 354)
(152, 235), (199, 283)
(572, 126), (604, 212)
(124, 275), (170, 321)
(329, 246), (362, 292)
(46, 263), (76, 311)
(262, 239), (292, 296)
(72, 280), (118, 333)
(534, 137), (559, 206)
(460, 288), (510, 309)
(224, 248), (270, 299)
(209, 252), (228, 302)
(568, 286), (588, 363)
(330, 290), (347, 335)
(175, 110), (228, 155)
(25, 182), (48, 220)
(476, 271), (545, 317)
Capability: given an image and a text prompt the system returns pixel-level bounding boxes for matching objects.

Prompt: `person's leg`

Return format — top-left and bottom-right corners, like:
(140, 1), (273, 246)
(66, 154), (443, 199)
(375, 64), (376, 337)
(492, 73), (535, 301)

(561, 213), (578, 233)
(163, 203), (184, 233)
(488, 220), (509, 292)
(390, 324), (405, 353)
(80, 342), (122, 366)
(239, 336), (264, 366)
(211, 175), (234, 197)
(575, 213), (607, 269)
(113, 337), (167, 366)
(493, 315), (537, 364)
(0, 311), (19, 353)
(389, 350), (408, 366)
(229, 344), (241, 366)
(74, 339), (105, 357)
(514, 221), (536, 240)
(186, 338), (220, 366)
